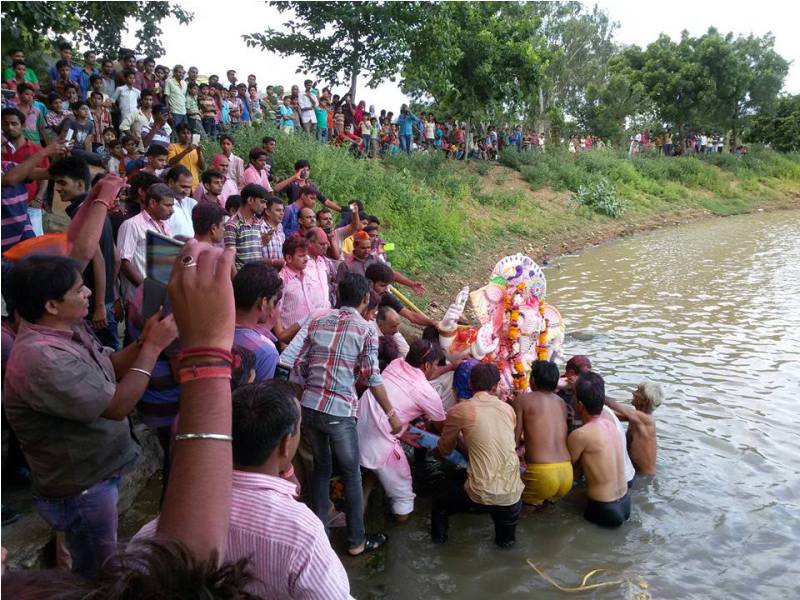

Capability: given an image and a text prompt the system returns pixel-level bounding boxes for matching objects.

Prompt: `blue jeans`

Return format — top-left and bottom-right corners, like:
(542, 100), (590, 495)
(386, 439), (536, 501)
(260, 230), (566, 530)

(399, 134), (412, 154)
(171, 113), (188, 129)
(302, 407), (364, 549)
(317, 128), (329, 144)
(91, 301), (120, 350)
(35, 477), (120, 578)
(362, 134), (371, 153)
(201, 117), (217, 139)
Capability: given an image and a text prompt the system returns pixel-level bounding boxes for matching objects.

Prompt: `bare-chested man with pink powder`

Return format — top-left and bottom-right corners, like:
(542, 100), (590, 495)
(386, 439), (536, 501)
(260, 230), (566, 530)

(567, 371), (631, 527)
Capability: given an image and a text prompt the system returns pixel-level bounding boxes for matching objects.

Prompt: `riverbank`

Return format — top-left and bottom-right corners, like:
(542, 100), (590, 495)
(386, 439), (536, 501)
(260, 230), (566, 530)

(211, 124), (800, 315)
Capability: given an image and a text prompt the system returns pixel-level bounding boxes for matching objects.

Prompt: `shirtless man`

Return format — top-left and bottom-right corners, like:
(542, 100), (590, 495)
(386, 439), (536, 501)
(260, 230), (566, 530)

(515, 361), (572, 506)
(605, 382), (663, 475)
(568, 371), (631, 528)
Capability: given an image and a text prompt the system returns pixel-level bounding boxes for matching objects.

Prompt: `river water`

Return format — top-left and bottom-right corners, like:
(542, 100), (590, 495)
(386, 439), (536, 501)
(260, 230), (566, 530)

(347, 209), (800, 599)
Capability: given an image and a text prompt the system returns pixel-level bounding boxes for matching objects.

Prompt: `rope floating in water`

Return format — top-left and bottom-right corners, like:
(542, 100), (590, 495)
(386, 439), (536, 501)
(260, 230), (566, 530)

(526, 560), (651, 598)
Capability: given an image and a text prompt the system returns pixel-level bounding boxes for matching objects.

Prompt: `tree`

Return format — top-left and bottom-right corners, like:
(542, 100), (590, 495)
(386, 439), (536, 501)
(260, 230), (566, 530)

(244, 1), (414, 100)
(747, 95), (800, 152)
(400, 2), (547, 154)
(526, 2), (618, 131)
(695, 29), (789, 149)
(620, 33), (713, 147)
(576, 67), (645, 144)
(0, 1), (193, 58)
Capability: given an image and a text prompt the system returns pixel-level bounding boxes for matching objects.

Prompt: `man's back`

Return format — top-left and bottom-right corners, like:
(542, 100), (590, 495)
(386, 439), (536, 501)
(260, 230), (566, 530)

(568, 418), (626, 502)
(517, 391), (569, 464)
(627, 410), (657, 475)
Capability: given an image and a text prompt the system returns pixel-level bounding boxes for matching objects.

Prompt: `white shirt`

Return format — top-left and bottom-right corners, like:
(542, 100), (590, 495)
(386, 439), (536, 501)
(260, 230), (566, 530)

(113, 85), (140, 119)
(602, 406), (636, 483)
(298, 92), (316, 123)
(117, 211), (171, 302)
(166, 196), (197, 239)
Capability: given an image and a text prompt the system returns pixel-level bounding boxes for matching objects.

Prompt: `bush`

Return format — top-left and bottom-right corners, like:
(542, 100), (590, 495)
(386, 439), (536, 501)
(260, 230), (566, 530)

(572, 177), (626, 218)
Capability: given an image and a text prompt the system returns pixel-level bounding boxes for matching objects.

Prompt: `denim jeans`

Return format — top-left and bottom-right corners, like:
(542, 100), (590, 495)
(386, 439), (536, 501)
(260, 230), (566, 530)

(431, 477), (522, 548)
(91, 301), (120, 350)
(317, 128), (329, 144)
(201, 117), (217, 139)
(302, 407), (364, 549)
(362, 134), (371, 153)
(171, 113), (188, 129)
(399, 134), (412, 154)
(35, 477), (120, 578)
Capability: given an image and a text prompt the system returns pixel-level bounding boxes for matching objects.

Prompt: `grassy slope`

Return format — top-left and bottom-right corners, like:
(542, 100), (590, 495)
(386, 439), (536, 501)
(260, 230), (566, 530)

(205, 126), (800, 310)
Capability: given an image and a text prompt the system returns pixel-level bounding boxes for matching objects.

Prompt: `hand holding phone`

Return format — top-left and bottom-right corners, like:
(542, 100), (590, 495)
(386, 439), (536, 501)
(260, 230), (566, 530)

(191, 133), (200, 147)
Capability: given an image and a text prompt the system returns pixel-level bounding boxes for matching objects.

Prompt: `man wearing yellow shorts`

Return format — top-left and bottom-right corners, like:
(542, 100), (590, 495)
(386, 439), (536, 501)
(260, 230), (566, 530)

(514, 361), (573, 505)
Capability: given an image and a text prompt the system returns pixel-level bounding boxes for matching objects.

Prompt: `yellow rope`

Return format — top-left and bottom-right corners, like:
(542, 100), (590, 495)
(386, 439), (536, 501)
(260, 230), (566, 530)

(526, 560), (627, 593)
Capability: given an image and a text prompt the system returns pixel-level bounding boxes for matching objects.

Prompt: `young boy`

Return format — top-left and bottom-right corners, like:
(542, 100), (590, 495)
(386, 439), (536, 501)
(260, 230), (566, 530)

(605, 382), (663, 476)
(315, 97), (330, 144)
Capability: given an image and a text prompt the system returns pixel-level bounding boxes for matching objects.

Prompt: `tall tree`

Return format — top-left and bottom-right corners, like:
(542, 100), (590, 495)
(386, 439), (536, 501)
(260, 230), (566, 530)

(244, 1), (414, 100)
(0, 1), (193, 58)
(400, 2), (547, 154)
(695, 29), (789, 149)
(527, 2), (618, 130)
(621, 33), (713, 145)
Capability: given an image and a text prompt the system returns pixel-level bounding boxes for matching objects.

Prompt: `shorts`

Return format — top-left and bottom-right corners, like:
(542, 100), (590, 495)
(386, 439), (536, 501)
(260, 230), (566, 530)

(585, 491), (631, 528)
(374, 446), (415, 516)
(521, 461), (573, 505)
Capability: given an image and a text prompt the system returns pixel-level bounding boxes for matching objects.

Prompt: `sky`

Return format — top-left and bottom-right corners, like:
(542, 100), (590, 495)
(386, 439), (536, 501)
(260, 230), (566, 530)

(124, 0), (800, 112)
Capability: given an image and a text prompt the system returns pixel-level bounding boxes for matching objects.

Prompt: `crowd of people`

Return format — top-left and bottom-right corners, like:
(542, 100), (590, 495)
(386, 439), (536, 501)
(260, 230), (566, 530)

(1, 42), (667, 597)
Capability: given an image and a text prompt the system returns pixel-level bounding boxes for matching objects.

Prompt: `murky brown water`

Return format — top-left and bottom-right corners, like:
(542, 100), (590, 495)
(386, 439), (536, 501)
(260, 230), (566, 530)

(347, 209), (800, 599)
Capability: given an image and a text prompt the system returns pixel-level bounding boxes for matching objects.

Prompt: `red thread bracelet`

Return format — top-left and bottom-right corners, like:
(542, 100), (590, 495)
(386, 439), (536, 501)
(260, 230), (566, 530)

(178, 347), (234, 364)
(179, 365), (232, 383)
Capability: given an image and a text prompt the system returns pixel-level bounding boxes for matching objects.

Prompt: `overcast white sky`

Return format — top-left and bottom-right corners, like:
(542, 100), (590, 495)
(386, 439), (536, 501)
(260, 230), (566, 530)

(125, 0), (800, 111)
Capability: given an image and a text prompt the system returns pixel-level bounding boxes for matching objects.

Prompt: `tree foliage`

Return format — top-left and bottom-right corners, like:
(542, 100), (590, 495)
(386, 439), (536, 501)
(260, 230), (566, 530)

(244, 1), (415, 100)
(747, 95), (800, 152)
(400, 2), (547, 127)
(0, 1), (193, 58)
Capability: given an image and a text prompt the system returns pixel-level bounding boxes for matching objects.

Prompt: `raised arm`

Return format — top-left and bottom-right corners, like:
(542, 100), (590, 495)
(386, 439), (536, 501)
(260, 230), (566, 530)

(158, 242), (236, 560)
(67, 173), (127, 270)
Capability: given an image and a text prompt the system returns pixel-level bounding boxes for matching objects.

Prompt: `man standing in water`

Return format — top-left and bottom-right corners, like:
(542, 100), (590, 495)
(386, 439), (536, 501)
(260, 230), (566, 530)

(568, 371), (631, 528)
(515, 361), (572, 506)
(605, 382), (663, 475)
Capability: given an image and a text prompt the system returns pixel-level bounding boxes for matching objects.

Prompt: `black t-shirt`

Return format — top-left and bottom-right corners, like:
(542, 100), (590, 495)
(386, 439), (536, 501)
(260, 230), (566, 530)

(285, 180), (327, 205)
(380, 292), (405, 313)
(264, 154), (275, 182)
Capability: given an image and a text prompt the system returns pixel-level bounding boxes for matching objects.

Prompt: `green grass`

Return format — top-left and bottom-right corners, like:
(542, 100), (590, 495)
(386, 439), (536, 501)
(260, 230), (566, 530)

(203, 125), (800, 281)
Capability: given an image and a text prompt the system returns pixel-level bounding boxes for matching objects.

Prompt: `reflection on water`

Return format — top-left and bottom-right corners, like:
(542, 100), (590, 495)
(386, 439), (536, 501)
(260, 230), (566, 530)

(348, 210), (800, 599)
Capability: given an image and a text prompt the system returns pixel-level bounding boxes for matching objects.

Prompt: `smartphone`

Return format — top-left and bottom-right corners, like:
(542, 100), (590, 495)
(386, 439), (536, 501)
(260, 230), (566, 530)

(274, 364), (292, 381)
(191, 133), (200, 146)
(64, 129), (74, 142)
(142, 231), (183, 319)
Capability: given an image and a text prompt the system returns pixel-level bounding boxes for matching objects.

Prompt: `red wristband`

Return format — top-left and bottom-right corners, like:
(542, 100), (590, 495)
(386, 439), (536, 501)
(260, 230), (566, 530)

(178, 347), (234, 364)
(178, 365), (232, 383)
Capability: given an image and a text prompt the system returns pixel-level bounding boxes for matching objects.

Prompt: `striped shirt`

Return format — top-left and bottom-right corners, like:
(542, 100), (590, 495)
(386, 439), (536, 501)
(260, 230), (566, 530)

(262, 220), (285, 262)
(224, 211), (266, 270)
(136, 471), (352, 599)
(296, 307), (382, 418)
(1, 161), (35, 252)
(278, 265), (331, 329)
(233, 326), (278, 382)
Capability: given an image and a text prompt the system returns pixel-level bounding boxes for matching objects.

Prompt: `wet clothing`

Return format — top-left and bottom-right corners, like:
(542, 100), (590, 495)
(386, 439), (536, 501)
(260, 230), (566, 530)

(585, 491), (631, 528)
(521, 461), (573, 505)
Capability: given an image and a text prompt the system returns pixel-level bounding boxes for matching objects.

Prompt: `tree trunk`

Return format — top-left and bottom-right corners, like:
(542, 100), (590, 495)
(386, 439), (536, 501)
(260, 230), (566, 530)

(730, 106), (738, 152)
(464, 119), (471, 161)
(349, 57), (359, 101)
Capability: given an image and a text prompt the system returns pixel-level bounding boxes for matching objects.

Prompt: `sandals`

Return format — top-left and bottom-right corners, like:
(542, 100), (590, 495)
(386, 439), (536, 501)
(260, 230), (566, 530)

(348, 533), (388, 556)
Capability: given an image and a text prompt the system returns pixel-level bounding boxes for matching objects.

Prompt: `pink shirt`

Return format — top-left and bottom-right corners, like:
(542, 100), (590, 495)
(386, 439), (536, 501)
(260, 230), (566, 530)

(192, 177), (238, 208)
(242, 163), (272, 192)
(278, 265), (331, 329)
(136, 471), (352, 599)
(357, 357), (446, 469)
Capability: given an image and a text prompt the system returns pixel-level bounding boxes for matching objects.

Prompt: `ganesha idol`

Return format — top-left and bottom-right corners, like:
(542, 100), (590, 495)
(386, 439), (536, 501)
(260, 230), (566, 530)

(438, 254), (566, 400)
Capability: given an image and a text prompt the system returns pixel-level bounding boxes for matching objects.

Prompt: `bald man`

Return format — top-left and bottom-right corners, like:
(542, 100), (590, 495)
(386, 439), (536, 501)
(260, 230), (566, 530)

(375, 306), (410, 357)
(304, 227), (338, 307)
